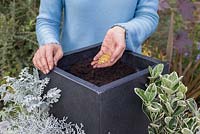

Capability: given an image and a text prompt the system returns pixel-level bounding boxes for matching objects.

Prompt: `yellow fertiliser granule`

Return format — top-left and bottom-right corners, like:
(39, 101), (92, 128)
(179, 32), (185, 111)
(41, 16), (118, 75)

(98, 54), (111, 64)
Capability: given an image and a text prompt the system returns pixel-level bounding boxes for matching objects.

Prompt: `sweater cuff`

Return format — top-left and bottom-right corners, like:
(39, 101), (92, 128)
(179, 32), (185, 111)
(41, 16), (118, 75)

(38, 38), (60, 47)
(112, 23), (142, 53)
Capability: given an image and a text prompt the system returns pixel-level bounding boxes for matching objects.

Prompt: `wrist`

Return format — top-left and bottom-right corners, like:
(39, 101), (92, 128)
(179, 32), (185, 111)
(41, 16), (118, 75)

(112, 25), (126, 33)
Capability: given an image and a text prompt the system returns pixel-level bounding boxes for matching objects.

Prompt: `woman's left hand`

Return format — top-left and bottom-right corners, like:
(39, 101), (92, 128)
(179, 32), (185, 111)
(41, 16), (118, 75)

(91, 26), (126, 68)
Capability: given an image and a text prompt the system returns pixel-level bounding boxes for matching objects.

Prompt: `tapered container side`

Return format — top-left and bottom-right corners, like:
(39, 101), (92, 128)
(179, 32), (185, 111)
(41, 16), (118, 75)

(40, 43), (169, 134)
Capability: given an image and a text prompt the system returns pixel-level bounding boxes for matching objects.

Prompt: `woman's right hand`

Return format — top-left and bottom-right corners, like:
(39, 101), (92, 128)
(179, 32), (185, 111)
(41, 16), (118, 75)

(32, 44), (63, 74)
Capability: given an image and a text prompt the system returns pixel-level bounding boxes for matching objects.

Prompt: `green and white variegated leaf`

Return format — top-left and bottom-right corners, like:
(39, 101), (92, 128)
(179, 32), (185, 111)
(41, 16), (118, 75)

(168, 72), (179, 81)
(186, 98), (198, 115)
(177, 83), (188, 94)
(165, 102), (174, 115)
(135, 64), (200, 134)
(177, 91), (185, 99)
(142, 104), (151, 121)
(164, 116), (172, 125)
(152, 64), (164, 77)
(147, 105), (160, 113)
(166, 127), (176, 133)
(148, 64), (164, 79)
(173, 106), (186, 116)
(168, 117), (178, 130)
(148, 126), (156, 134)
(156, 112), (165, 122)
(145, 83), (157, 102)
(171, 76), (183, 89)
(150, 123), (160, 128)
(148, 66), (153, 76)
(161, 77), (172, 88)
(134, 88), (147, 103)
(147, 102), (162, 113)
(181, 128), (193, 134)
(159, 94), (168, 102)
(177, 100), (187, 107)
(161, 85), (174, 95)
(184, 118), (191, 123)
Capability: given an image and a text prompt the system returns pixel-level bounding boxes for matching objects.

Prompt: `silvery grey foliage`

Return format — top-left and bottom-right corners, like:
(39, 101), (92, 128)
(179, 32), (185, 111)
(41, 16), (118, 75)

(135, 64), (200, 134)
(3, 113), (85, 134)
(0, 68), (85, 134)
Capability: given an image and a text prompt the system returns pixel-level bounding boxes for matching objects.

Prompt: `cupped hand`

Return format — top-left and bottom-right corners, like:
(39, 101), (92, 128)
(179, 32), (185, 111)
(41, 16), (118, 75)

(32, 44), (63, 74)
(91, 26), (126, 68)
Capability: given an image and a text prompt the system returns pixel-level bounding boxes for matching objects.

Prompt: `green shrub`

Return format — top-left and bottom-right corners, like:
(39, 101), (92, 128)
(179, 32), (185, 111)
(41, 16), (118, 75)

(135, 64), (200, 134)
(0, 0), (39, 78)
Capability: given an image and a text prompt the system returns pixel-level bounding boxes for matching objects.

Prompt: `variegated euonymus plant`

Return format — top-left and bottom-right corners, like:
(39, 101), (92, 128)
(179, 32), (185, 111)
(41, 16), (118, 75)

(135, 64), (200, 134)
(0, 68), (85, 134)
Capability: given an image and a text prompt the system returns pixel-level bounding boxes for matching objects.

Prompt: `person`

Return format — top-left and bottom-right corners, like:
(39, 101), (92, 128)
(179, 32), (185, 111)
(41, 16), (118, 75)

(33, 0), (159, 74)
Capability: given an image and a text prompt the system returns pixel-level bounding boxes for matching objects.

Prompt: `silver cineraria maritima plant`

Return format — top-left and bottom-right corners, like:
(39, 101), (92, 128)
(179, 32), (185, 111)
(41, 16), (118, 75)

(0, 68), (85, 134)
(135, 64), (200, 134)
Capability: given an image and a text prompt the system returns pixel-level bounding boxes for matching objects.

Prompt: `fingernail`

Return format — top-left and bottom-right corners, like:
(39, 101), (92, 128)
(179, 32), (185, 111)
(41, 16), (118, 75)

(46, 69), (49, 74)
(49, 65), (52, 70)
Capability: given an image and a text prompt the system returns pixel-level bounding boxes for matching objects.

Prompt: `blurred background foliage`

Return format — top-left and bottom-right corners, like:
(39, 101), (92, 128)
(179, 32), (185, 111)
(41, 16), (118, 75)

(0, 0), (199, 101)
(142, 0), (200, 102)
(0, 0), (39, 78)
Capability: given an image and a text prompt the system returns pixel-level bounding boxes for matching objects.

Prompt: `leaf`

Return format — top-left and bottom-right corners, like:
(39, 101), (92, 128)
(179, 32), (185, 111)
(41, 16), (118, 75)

(177, 83), (188, 94)
(152, 64), (164, 78)
(173, 106), (186, 116)
(145, 83), (157, 102)
(150, 123), (160, 128)
(147, 105), (160, 113)
(165, 102), (174, 114)
(44, 88), (61, 104)
(172, 76), (183, 88)
(147, 102), (162, 113)
(134, 88), (147, 103)
(148, 66), (153, 76)
(168, 117), (177, 130)
(181, 128), (193, 134)
(186, 118), (195, 129)
(159, 94), (168, 102)
(176, 91), (184, 99)
(161, 85), (174, 95)
(148, 126), (157, 134)
(177, 100), (187, 107)
(161, 77), (172, 88)
(168, 72), (179, 81)
(186, 98), (198, 114)
(142, 104), (151, 121)
(164, 116), (172, 125)
(166, 127), (175, 133)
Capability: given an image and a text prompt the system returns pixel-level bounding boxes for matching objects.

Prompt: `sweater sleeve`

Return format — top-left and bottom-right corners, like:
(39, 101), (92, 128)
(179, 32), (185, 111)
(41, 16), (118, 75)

(114, 0), (159, 53)
(36, 0), (63, 46)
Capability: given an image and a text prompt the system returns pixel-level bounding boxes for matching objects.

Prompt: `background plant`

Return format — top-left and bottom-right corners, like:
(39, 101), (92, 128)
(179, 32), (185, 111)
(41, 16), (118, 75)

(0, 0), (38, 78)
(135, 64), (200, 134)
(142, 0), (200, 101)
(0, 68), (85, 134)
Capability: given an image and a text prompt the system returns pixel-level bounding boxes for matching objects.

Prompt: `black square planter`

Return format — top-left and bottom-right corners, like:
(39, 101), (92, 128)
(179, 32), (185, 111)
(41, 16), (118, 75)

(40, 43), (169, 134)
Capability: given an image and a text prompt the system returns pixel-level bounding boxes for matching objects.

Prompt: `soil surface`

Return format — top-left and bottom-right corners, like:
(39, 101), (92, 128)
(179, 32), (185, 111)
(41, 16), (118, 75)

(65, 58), (138, 86)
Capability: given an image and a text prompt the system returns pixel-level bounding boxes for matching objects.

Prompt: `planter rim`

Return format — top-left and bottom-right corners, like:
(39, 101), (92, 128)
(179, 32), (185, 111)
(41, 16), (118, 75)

(53, 42), (167, 94)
